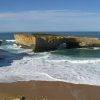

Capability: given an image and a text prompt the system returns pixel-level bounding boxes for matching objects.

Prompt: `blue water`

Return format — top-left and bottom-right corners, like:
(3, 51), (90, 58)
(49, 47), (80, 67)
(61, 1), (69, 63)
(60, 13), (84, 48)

(48, 31), (100, 38)
(0, 32), (14, 40)
(0, 31), (100, 40)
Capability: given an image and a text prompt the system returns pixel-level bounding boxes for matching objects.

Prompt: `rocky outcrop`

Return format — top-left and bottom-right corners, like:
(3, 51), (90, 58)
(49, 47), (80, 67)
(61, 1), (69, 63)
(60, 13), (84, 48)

(14, 33), (100, 52)
(66, 36), (100, 47)
(14, 33), (36, 46)
(0, 40), (2, 46)
(14, 33), (67, 52)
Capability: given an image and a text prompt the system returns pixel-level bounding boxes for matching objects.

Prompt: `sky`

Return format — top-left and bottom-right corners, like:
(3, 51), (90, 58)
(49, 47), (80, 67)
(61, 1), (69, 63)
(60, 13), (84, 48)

(0, 0), (100, 32)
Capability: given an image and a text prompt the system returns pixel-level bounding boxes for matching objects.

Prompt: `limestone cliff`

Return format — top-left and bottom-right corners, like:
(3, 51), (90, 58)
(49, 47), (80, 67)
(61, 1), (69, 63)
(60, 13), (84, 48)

(66, 36), (100, 47)
(14, 33), (36, 46)
(14, 33), (66, 52)
(14, 33), (100, 52)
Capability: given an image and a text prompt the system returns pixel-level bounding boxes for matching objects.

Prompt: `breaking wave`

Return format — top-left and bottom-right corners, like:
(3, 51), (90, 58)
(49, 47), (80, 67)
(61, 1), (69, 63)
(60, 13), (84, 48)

(0, 40), (100, 85)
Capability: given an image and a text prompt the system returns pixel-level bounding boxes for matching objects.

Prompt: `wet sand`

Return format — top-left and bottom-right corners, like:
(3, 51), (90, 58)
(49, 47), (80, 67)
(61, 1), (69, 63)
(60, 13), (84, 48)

(0, 81), (100, 100)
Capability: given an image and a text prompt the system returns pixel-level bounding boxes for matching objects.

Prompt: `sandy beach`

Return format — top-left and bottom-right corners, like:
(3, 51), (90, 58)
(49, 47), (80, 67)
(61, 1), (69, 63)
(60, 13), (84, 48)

(0, 80), (100, 100)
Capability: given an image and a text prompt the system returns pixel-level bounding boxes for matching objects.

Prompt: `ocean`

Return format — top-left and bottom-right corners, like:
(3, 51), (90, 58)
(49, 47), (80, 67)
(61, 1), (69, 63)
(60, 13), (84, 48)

(0, 32), (100, 40)
(0, 32), (100, 85)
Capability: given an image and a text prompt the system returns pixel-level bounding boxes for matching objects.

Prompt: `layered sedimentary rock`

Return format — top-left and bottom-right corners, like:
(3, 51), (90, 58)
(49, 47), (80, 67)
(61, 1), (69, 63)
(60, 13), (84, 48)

(14, 33), (36, 49)
(14, 33), (67, 52)
(67, 36), (100, 47)
(14, 33), (100, 52)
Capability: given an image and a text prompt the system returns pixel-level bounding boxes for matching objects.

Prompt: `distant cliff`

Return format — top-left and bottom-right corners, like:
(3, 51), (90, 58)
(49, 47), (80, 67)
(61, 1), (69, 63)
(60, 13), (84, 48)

(66, 36), (100, 47)
(14, 33), (100, 52)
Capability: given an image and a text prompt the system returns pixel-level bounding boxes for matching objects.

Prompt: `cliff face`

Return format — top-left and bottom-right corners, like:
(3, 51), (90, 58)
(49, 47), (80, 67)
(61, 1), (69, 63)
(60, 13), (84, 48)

(14, 33), (100, 52)
(14, 33), (67, 52)
(67, 37), (100, 47)
(35, 36), (67, 52)
(14, 33), (36, 46)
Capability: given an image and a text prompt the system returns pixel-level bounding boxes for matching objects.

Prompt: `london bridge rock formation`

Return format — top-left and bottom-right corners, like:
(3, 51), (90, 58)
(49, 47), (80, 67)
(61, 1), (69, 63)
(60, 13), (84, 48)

(14, 33), (100, 52)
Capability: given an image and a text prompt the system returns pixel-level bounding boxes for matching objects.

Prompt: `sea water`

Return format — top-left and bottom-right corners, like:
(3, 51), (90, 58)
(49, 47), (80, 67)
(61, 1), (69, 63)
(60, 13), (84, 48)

(0, 32), (100, 85)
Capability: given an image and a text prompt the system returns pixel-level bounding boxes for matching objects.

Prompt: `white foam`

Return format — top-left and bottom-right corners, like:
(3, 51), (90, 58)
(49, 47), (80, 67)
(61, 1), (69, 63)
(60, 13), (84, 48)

(6, 40), (15, 42)
(93, 47), (100, 50)
(67, 59), (100, 64)
(46, 58), (100, 64)
(0, 53), (100, 85)
(0, 41), (100, 85)
(0, 73), (60, 83)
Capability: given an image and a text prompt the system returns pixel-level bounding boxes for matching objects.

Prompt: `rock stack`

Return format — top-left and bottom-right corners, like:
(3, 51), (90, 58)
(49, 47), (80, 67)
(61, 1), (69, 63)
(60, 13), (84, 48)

(14, 33), (100, 52)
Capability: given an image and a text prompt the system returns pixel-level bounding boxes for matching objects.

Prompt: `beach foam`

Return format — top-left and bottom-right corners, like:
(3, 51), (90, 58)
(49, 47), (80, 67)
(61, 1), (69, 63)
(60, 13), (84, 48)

(0, 52), (99, 85)
(0, 40), (100, 85)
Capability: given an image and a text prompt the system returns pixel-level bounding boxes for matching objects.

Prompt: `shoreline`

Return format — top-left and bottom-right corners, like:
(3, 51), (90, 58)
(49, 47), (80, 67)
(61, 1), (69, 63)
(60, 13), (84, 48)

(0, 80), (100, 100)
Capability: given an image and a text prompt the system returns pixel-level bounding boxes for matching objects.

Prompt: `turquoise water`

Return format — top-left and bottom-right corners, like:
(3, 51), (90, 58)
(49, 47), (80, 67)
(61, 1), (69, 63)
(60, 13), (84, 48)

(51, 48), (100, 59)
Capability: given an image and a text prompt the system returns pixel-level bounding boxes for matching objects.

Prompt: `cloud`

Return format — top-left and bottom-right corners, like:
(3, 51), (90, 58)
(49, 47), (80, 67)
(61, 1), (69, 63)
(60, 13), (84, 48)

(0, 10), (97, 19)
(0, 13), (15, 19)
(0, 10), (100, 31)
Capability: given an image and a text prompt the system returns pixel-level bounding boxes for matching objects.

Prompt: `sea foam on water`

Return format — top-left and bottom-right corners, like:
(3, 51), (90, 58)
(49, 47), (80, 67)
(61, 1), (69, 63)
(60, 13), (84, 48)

(0, 40), (100, 85)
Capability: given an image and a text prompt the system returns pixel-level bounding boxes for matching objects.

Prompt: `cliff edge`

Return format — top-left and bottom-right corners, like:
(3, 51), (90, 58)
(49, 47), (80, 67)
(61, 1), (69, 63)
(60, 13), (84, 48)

(14, 33), (100, 52)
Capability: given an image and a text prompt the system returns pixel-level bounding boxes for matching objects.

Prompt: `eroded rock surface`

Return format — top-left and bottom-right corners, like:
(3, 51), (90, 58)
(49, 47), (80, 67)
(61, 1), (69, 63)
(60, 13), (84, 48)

(14, 33), (100, 52)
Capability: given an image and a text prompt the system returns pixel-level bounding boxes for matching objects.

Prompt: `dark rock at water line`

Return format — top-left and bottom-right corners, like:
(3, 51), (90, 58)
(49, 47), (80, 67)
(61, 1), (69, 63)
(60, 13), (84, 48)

(0, 40), (2, 46)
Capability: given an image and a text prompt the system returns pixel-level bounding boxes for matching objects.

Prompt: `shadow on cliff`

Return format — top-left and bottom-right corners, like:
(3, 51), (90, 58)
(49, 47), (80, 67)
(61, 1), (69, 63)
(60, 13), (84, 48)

(0, 49), (31, 67)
